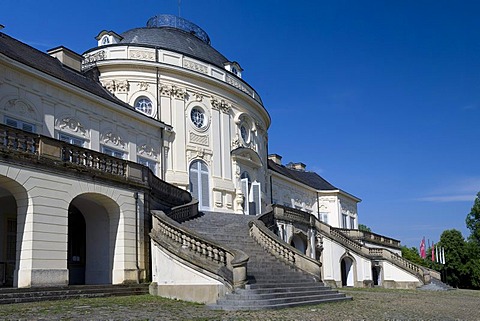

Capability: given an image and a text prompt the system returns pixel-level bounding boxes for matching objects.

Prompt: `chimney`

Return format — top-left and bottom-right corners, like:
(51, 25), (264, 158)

(287, 162), (307, 172)
(268, 154), (282, 165)
(47, 46), (82, 72)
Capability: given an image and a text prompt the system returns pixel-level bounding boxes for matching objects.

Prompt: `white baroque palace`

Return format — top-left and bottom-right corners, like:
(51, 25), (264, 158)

(0, 15), (440, 304)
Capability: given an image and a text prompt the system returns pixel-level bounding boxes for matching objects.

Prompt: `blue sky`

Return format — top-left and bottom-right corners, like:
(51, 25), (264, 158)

(2, 1), (479, 248)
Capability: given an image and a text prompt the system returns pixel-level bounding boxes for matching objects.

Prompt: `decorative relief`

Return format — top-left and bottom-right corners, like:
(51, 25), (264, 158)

(82, 50), (106, 69)
(116, 80), (129, 93)
(102, 132), (125, 149)
(186, 146), (212, 165)
(183, 60), (208, 74)
(137, 82), (150, 91)
(129, 50), (155, 61)
(4, 99), (37, 120)
(226, 75), (253, 96)
(58, 117), (87, 136)
(102, 80), (115, 94)
(189, 132), (209, 146)
(137, 144), (157, 158)
(231, 133), (257, 152)
(210, 96), (231, 113)
(159, 84), (186, 100)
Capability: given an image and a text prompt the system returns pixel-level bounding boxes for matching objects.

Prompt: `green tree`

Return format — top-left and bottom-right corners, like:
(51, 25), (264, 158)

(439, 229), (468, 288)
(466, 192), (480, 244)
(401, 246), (424, 266)
(464, 240), (480, 289)
(358, 224), (371, 232)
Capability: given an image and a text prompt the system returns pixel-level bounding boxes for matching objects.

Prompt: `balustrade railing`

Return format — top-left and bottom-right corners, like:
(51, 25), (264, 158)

(0, 124), (191, 207)
(338, 228), (401, 248)
(250, 212), (322, 281)
(151, 210), (248, 288)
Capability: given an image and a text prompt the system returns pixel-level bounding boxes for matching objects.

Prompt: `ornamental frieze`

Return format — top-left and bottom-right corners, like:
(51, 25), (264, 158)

(159, 84), (186, 100)
(129, 50), (155, 61)
(82, 50), (106, 68)
(137, 82), (150, 91)
(189, 132), (209, 146)
(183, 60), (208, 74)
(186, 147), (212, 165)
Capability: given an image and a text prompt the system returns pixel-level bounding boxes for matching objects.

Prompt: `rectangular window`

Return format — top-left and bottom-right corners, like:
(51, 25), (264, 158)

(342, 214), (348, 228)
(319, 212), (329, 224)
(102, 146), (125, 159)
(5, 116), (35, 133)
(137, 157), (157, 175)
(59, 133), (85, 147)
(350, 217), (355, 230)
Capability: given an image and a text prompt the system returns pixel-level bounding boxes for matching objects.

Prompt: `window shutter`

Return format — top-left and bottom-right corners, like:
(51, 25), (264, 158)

(189, 162), (199, 201)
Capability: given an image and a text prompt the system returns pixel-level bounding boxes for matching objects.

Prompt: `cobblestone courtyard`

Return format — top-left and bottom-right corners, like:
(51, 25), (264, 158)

(0, 288), (478, 321)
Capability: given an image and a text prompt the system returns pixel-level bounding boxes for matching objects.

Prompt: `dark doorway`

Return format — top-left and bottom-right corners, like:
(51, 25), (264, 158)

(68, 205), (86, 285)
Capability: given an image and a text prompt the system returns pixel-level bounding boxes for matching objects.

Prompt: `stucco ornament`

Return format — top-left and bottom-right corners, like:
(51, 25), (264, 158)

(59, 117), (87, 136)
(138, 144), (157, 158)
(316, 234), (324, 253)
(210, 96), (231, 113)
(103, 132), (125, 148)
(5, 99), (36, 119)
(137, 82), (150, 91)
(102, 80), (115, 94)
(116, 80), (129, 93)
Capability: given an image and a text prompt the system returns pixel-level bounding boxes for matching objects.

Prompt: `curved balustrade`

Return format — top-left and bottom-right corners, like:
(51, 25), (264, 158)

(249, 217), (321, 281)
(269, 204), (438, 285)
(337, 228), (401, 249)
(151, 210), (249, 289)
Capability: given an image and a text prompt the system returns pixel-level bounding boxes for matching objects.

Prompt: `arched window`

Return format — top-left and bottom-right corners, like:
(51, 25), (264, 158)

(189, 160), (210, 210)
(134, 96), (153, 116)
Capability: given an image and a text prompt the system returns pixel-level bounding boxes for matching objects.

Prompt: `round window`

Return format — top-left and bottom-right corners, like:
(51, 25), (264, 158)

(135, 97), (153, 116)
(191, 107), (205, 128)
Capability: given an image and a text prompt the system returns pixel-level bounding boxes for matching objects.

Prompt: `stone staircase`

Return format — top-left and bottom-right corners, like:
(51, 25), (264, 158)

(181, 211), (351, 310)
(0, 284), (149, 304)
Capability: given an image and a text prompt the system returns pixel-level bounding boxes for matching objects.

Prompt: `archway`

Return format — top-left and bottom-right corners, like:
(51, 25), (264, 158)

(0, 175), (28, 288)
(372, 265), (382, 286)
(341, 257), (354, 287)
(290, 233), (307, 254)
(68, 194), (119, 285)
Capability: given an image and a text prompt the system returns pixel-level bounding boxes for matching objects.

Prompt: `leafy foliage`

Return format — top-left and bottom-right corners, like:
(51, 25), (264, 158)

(466, 192), (480, 245)
(358, 224), (371, 232)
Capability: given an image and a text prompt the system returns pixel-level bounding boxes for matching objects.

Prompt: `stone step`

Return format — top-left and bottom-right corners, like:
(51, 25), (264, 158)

(0, 284), (149, 304)
(179, 211), (350, 310)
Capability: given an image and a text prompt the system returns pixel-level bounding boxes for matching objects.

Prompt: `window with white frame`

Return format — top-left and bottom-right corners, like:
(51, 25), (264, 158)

(240, 171), (261, 215)
(5, 116), (35, 133)
(342, 214), (348, 228)
(102, 146), (125, 159)
(350, 216), (356, 230)
(138, 157), (157, 175)
(319, 212), (329, 224)
(189, 160), (210, 210)
(59, 133), (85, 147)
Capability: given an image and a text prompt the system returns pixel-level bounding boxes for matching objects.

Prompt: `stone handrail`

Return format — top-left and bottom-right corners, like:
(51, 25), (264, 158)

(0, 124), (191, 207)
(249, 216), (321, 281)
(270, 205), (437, 284)
(151, 210), (249, 289)
(336, 228), (401, 249)
(167, 199), (198, 223)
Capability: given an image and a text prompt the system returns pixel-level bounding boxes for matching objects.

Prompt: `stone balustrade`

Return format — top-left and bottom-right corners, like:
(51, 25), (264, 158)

(0, 123), (191, 207)
(151, 210), (249, 289)
(249, 218), (321, 281)
(337, 228), (401, 249)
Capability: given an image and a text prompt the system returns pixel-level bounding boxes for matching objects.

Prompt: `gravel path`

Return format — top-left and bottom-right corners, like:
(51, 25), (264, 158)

(0, 288), (478, 320)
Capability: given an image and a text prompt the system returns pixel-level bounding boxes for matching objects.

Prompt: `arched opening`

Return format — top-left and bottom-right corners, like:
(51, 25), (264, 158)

(189, 160), (210, 211)
(0, 175), (28, 288)
(68, 194), (119, 285)
(341, 257), (354, 287)
(290, 233), (307, 254)
(372, 265), (382, 286)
